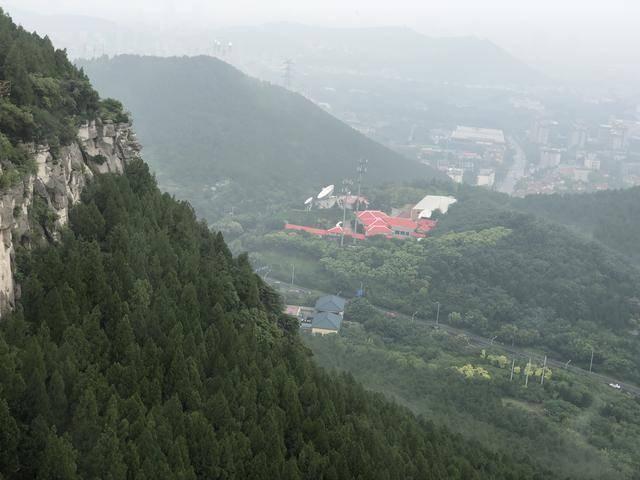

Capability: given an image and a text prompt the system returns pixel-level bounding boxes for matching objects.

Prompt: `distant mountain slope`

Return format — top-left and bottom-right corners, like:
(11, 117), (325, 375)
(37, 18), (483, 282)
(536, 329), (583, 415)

(217, 23), (544, 86)
(80, 55), (441, 221)
(511, 187), (640, 264)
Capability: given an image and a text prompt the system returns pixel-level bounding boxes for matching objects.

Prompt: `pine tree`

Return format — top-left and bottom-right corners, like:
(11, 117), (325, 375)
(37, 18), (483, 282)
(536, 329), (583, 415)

(0, 399), (19, 476)
(37, 430), (79, 480)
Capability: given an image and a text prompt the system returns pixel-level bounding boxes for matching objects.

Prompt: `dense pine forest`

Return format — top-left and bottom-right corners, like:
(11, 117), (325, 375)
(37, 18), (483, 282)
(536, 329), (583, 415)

(0, 160), (552, 479)
(511, 187), (640, 264)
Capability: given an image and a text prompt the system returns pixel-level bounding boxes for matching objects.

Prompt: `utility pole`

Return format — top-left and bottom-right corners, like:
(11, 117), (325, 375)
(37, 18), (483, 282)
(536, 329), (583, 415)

(435, 301), (441, 328)
(355, 158), (368, 217)
(589, 348), (594, 373)
(509, 358), (516, 381)
(340, 178), (353, 247)
(540, 355), (547, 385)
(525, 357), (531, 387)
(291, 264), (295, 286)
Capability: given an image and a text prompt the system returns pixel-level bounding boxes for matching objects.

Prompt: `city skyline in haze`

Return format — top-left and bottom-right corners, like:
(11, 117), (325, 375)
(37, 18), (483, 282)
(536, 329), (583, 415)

(3, 0), (639, 92)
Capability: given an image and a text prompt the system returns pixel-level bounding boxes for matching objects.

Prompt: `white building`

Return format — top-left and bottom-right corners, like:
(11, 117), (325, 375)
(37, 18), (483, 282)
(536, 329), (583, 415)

(476, 169), (496, 188)
(411, 195), (457, 220)
(446, 167), (464, 184)
(451, 126), (506, 145)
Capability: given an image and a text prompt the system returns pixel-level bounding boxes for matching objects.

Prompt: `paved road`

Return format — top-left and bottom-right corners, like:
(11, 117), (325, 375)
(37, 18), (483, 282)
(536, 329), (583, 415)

(267, 278), (640, 397)
(497, 137), (527, 195)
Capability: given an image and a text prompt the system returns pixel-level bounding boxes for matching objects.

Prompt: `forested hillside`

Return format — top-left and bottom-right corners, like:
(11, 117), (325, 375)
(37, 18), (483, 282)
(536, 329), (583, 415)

(0, 160), (548, 479)
(0, 7), (125, 174)
(305, 299), (640, 479)
(79, 55), (442, 221)
(511, 187), (640, 264)
(246, 181), (640, 383)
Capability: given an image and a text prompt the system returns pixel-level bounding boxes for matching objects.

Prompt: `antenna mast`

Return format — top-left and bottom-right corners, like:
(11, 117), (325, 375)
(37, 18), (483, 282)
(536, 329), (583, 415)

(340, 178), (353, 247)
(355, 158), (368, 216)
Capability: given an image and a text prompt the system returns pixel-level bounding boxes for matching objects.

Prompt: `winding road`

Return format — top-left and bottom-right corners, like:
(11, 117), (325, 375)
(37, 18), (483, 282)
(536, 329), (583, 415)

(267, 278), (640, 397)
(497, 136), (527, 195)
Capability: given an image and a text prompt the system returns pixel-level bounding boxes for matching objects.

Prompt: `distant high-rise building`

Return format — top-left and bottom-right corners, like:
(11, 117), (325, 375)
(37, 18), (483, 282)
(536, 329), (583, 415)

(539, 148), (563, 168)
(568, 123), (587, 149)
(598, 124), (613, 146)
(611, 122), (628, 151)
(530, 119), (556, 145)
(611, 131), (626, 151)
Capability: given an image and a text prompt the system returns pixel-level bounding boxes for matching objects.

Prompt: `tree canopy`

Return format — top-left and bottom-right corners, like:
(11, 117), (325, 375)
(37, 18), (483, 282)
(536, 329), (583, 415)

(0, 160), (550, 479)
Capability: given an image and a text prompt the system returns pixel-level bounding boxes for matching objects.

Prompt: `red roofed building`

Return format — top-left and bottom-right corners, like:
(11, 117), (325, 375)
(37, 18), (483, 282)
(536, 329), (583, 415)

(285, 223), (366, 241)
(284, 210), (436, 243)
(356, 210), (436, 239)
(284, 223), (329, 236)
(417, 219), (437, 233)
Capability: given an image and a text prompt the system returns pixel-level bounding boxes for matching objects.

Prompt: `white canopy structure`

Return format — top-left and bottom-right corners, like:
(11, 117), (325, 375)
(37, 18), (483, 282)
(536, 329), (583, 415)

(411, 195), (457, 220)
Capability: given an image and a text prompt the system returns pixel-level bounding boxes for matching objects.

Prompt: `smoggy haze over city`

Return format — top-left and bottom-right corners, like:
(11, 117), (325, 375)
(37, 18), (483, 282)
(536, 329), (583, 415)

(4, 0), (640, 93)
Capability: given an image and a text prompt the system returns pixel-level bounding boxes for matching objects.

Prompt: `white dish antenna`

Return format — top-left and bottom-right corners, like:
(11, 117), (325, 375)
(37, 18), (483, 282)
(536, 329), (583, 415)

(317, 184), (335, 199)
(335, 221), (342, 227)
(304, 196), (314, 205)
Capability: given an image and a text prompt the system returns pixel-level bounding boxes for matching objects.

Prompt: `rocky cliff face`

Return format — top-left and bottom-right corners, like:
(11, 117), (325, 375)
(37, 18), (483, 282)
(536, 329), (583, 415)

(0, 119), (141, 315)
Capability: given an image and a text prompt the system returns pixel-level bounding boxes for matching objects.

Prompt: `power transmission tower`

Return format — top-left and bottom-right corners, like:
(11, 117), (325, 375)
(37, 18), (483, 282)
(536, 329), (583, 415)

(283, 59), (295, 89)
(0, 80), (11, 98)
(340, 178), (353, 247)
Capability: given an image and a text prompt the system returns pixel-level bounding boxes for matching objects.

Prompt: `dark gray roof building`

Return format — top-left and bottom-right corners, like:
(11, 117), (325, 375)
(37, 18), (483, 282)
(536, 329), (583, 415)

(311, 311), (343, 332)
(314, 295), (346, 314)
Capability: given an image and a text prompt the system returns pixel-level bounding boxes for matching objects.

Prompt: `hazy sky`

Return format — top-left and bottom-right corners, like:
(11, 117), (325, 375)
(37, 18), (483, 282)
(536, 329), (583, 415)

(5, 0), (638, 30)
(4, 0), (640, 80)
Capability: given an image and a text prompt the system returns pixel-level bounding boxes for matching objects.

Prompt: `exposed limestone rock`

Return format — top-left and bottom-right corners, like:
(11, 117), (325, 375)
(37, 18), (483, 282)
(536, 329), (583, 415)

(0, 119), (141, 315)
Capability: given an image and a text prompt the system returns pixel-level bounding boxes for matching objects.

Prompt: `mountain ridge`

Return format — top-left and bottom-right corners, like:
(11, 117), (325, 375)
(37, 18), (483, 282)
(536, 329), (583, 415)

(79, 54), (444, 221)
